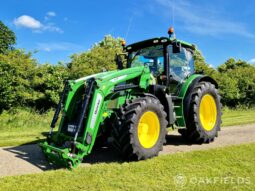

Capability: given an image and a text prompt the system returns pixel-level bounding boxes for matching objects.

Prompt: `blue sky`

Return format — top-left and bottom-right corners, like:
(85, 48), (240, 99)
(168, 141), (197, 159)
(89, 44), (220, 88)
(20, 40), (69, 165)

(1, 0), (255, 67)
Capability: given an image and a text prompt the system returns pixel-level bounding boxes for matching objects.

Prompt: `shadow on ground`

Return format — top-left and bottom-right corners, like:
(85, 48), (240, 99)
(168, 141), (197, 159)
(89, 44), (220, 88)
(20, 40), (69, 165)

(3, 144), (59, 171)
(3, 132), (191, 171)
(83, 134), (195, 164)
(165, 134), (193, 146)
(3, 131), (60, 171)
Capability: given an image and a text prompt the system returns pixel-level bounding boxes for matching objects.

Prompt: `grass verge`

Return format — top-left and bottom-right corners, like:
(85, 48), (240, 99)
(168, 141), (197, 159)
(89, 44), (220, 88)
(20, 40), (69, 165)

(222, 108), (255, 126)
(0, 108), (255, 147)
(0, 143), (254, 191)
(0, 109), (52, 147)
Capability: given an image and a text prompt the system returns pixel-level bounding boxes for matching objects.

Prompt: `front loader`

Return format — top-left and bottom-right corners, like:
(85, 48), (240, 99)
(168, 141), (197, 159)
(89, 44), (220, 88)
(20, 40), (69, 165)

(40, 27), (222, 168)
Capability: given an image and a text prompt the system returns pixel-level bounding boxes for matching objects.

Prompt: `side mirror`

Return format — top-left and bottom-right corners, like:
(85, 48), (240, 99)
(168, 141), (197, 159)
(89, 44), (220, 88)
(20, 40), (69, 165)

(115, 54), (123, 70)
(172, 41), (181, 54)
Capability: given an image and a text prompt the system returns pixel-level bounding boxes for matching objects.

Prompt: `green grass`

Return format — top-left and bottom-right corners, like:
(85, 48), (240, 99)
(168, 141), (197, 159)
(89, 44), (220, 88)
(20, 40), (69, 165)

(0, 109), (53, 147)
(222, 108), (255, 126)
(0, 143), (254, 191)
(0, 108), (255, 147)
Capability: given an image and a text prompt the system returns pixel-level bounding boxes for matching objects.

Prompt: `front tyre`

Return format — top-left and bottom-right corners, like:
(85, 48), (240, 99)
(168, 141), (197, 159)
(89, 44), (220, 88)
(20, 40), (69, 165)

(112, 97), (167, 160)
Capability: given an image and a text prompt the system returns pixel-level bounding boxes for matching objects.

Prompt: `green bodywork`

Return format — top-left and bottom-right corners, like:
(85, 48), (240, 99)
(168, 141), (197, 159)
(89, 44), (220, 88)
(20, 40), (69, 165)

(40, 66), (153, 167)
(40, 36), (207, 168)
(175, 74), (202, 127)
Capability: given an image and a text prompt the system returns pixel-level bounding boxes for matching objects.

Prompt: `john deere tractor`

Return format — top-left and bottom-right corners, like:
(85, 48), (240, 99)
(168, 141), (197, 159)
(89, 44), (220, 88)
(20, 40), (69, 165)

(40, 28), (222, 168)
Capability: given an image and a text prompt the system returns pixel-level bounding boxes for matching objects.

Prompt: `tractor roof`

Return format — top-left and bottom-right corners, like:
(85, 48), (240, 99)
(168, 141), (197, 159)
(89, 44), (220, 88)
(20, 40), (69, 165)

(125, 37), (196, 52)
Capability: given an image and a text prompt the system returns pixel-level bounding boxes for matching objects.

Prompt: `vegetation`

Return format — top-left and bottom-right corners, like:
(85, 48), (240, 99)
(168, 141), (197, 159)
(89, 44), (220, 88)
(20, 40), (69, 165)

(222, 107), (255, 126)
(194, 50), (255, 107)
(0, 25), (123, 112)
(217, 59), (255, 106)
(0, 109), (52, 147)
(69, 35), (123, 79)
(0, 143), (254, 190)
(0, 49), (69, 112)
(0, 21), (16, 54)
(0, 21), (254, 145)
(0, 20), (254, 147)
(0, 20), (255, 113)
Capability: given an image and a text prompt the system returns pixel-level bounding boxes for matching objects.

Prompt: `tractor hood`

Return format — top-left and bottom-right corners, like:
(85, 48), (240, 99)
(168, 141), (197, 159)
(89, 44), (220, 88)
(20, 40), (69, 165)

(73, 66), (153, 87)
(74, 70), (116, 83)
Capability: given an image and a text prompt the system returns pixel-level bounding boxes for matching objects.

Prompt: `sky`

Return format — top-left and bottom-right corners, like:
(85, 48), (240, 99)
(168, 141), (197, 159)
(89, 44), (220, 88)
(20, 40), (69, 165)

(1, 0), (255, 67)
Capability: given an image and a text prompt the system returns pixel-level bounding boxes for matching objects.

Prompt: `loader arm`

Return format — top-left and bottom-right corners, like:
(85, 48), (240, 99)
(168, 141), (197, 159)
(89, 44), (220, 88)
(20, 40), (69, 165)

(40, 66), (152, 168)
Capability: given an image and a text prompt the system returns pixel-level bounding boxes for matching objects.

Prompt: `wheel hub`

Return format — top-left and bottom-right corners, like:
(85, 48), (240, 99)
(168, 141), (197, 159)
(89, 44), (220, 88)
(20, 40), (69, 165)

(138, 111), (160, 148)
(199, 94), (217, 131)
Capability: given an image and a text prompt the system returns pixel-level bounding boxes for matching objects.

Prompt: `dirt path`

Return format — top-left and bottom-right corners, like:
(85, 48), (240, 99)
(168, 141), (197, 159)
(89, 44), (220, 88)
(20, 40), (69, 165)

(0, 123), (254, 177)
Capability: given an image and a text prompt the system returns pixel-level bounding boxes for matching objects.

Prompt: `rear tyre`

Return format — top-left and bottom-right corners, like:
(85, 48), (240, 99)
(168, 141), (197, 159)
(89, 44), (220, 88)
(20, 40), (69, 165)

(179, 81), (222, 143)
(112, 96), (167, 160)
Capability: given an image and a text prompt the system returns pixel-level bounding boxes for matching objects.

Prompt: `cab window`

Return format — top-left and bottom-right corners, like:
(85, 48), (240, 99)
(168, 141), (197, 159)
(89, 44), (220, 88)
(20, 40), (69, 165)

(168, 45), (194, 83)
(127, 45), (164, 77)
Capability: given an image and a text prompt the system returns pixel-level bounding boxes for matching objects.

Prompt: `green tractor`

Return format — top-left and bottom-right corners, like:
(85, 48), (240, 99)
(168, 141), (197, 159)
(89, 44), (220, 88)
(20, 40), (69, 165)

(40, 27), (222, 168)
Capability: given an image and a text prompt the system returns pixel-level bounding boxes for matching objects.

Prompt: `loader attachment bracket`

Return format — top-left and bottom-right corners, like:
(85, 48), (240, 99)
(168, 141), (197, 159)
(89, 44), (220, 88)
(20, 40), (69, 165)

(40, 141), (84, 168)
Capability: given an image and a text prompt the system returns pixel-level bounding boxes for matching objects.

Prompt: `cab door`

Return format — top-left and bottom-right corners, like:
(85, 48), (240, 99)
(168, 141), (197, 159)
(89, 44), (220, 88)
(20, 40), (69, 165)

(167, 45), (194, 95)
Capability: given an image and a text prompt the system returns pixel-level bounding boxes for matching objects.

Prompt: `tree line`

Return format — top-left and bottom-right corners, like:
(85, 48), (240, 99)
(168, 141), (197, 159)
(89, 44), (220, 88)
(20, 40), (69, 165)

(0, 21), (254, 113)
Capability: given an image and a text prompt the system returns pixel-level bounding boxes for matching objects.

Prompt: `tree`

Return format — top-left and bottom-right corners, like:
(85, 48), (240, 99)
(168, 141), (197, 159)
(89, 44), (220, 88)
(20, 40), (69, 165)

(193, 49), (217, 78)
(0, 21), (16, 54)
(0, 49), (69, 112)
(217, 73), (240, 106)
(69, 35), (124, 78)
(0, 50), (37, 111)
(218, 58), (250, 73)
(31, 63), (69, 110)
(217, 58), (255, 107)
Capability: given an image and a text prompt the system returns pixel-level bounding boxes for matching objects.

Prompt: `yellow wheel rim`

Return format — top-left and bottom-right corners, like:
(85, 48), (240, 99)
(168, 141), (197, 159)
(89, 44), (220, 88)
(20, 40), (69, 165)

(199, 94), (217, 131)
(138, 111), (160, 148)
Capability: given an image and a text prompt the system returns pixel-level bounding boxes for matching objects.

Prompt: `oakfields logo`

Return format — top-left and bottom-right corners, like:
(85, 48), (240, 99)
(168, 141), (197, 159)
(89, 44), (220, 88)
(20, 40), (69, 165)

(173, 174), (187, 187)
(173, 174), (251, 187)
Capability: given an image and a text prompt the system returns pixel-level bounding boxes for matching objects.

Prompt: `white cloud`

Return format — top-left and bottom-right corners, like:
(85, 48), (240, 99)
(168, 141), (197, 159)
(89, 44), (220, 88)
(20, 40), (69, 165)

(248, 58), (255, 64)
(37, 42), (83, 52)
(63, 17), (78, 24)
(154, 0), (254, 38)
(38, 23), (63, 33)
(45, 11), (56, 21)
(13, 14), (63, 33)
(47, 11), (56, 17)
(14, 15), (42, 29)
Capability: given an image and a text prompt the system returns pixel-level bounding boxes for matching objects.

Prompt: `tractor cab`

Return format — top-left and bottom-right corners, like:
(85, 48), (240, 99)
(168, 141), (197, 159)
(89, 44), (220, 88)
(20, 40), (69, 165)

(119, 28), (196, 94)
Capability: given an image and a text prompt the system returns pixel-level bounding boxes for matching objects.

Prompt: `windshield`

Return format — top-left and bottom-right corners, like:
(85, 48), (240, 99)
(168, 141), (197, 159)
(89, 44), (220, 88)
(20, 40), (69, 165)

(127, 45), (164, 76)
